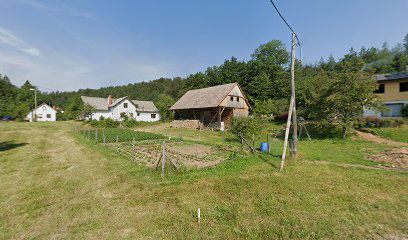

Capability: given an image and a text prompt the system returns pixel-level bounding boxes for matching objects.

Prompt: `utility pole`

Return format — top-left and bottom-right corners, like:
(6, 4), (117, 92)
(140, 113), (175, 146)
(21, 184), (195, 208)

(280, 32), (298, 171)
(30, 88), (37, 122)
(290, 32), (298, 156)
(267, 0), (300, 170)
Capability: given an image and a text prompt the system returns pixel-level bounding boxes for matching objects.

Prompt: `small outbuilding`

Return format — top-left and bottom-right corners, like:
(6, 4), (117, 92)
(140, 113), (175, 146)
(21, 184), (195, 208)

(26, 103), (57, 122)
(170, 82), (250, 129)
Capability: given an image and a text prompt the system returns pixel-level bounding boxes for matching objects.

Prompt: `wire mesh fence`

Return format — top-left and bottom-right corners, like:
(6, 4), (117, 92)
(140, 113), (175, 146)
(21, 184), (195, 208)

(73, 125), (285, 173)
(75, 126), (167, 144)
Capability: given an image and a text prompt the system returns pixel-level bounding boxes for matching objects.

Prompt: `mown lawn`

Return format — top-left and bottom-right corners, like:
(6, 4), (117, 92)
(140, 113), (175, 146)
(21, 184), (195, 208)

(370, 126), (408, 143)
(0, 121), (407, 239)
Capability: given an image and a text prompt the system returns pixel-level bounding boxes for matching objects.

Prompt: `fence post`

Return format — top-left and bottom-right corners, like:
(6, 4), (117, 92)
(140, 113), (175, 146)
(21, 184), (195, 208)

(240, 134), (244, 151)
(267, 133), (270, 154)
(161, 142), (166, 177)
(95, 129), (98, 143)
(252, 134), (255, 154)
(103, 129), (106, 144)
(289, 139), (294, 157)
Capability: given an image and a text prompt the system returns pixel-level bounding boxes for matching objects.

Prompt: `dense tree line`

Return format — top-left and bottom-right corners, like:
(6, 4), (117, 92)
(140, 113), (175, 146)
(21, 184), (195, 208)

(1, 33), (407, 122)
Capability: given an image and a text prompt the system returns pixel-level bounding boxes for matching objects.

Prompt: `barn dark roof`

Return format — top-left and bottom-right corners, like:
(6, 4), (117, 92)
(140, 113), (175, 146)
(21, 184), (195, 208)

(375, 72), (408, 81)
(170, 83), (237, 110)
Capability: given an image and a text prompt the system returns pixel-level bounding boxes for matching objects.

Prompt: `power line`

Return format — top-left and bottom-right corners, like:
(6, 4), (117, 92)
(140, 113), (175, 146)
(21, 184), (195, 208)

(267, 0), (301, 46)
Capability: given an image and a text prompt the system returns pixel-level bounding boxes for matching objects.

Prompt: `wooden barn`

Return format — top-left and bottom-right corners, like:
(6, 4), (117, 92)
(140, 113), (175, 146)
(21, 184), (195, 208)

(170, 83), (250, 129)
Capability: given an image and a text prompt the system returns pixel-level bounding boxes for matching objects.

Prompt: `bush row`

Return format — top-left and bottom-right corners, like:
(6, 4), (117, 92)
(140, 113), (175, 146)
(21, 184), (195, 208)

(353, 117), (405, 129)
(88, 118), (144, 128)
(79, 128), (166, 143)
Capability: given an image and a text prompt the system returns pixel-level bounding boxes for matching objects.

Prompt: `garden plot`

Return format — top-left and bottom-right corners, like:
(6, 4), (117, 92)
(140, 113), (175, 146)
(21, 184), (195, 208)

(368, 147), (408, 170)
(105, 140), (233, 169)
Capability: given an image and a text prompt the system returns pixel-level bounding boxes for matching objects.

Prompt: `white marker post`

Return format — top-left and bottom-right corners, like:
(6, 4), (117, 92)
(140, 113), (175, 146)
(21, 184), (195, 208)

(197, 208), (201, 224)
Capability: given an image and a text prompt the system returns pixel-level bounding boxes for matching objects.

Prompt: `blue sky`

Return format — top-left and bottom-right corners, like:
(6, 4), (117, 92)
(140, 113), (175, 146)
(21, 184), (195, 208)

(0, 0), (407, 91)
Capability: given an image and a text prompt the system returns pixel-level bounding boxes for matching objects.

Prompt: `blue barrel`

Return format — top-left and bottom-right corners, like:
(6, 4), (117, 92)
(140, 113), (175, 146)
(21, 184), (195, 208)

(260, 142), (269, 152)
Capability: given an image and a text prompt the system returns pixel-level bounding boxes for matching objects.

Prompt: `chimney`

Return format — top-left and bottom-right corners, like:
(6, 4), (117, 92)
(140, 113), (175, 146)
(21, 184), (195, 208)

(108, 95), (113, 105)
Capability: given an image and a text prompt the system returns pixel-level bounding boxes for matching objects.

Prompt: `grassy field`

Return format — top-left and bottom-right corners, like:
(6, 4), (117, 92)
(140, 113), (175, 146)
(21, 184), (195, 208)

(370, 126), (408, 143)
(1, 121), (407, 239)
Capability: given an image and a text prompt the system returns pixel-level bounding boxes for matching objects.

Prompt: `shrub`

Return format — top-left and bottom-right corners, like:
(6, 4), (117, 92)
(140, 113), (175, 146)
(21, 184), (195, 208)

(89, 119), (99, 127)
(275, 111), (289, 122)
(305, 121), (346, 139)
(102, 118), (120, 128)
(123, 119), (139, 128)
(353, 117), (405, 129)
(401, 105), (408, 118)
(392, 118), (405, 127)
(230, 117), (262, 139)
(99, 116), (105, 121)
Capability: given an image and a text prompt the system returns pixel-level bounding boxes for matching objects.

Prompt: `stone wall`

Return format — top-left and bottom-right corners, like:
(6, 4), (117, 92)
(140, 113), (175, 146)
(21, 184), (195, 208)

(171, 120), (203, 129)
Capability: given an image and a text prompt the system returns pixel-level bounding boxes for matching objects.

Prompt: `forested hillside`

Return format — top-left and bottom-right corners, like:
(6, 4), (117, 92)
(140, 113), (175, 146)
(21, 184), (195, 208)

(1, 33), (407, 120)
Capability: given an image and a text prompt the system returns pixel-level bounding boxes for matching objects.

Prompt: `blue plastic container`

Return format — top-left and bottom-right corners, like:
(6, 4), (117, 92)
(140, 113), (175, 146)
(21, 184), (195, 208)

(260, 142), (269, 152)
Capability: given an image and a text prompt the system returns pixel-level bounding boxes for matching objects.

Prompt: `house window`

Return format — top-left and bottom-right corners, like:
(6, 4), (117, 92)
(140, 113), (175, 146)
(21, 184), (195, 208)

(400, 82), (408, 92)
(46, 114), (51, 118)
(137, 113), (140, 116)
(151, 114), (156, 119)
(381, 103), (404, 117)
(230, 96), (234, 101)
(124, 102), (128, 108)
(236, 97), (240, 102)
(374, 84), (385, 94)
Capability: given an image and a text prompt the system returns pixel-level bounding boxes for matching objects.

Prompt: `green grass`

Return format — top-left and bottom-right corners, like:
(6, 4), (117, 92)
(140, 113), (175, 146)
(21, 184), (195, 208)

(370, 126), (408, 143)
(0, 121), (407, 239)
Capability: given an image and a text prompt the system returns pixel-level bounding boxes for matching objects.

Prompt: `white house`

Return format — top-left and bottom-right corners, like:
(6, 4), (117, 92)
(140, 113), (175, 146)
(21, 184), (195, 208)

(26, 103), (57, 122)
(81, 95), (160, 122)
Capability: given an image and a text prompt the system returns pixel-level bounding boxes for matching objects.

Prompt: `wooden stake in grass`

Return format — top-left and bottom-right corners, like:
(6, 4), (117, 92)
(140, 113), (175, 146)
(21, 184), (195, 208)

(161, 143), (165, 177)
(252, 134), (255, 154)
(197, 208), (201, 224)
(267, 133), (270, 154)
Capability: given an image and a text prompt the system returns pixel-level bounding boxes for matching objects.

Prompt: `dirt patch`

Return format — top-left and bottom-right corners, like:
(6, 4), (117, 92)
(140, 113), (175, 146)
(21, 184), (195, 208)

(356, 131), (408, 147)
(105, 140), (229, 169)
(170, 144), (213, 157)
(368, 148), (408, 169)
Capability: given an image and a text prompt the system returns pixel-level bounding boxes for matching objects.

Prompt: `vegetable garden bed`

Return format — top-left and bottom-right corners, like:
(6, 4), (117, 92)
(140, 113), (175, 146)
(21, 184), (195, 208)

(105, 140), (233, 169)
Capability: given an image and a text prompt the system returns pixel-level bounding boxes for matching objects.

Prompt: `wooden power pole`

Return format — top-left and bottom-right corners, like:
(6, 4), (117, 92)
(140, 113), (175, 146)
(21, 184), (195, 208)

(280, 32), (298, 171)
(290, 32), (298, 156)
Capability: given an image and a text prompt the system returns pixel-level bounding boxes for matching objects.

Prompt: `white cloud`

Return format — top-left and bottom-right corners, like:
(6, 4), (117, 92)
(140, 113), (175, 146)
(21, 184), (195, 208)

(0, 26), (40, 56)
(0, 48), (184, 91)
(21, 0), (94, 19)
(24, 47), (40, 56)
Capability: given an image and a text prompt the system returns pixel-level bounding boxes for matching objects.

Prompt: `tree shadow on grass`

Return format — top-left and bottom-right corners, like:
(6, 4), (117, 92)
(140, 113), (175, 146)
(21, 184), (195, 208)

(258, 152), (281, 170)
(0, 141), (28, 152)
